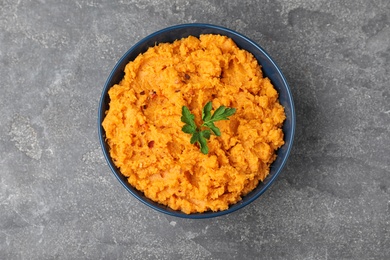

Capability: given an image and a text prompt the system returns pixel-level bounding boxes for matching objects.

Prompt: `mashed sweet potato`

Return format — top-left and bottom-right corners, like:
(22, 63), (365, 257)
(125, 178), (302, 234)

(102, 34), (285, 214)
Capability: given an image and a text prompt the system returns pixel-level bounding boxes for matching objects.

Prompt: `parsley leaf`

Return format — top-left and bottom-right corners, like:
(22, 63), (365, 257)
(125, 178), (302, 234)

(181, 101), (236, 154)
(181, 106), (197, 134)
(210, 106), (237, 121)
(202, 121), (221, 136)
(202, 101), (213, 121)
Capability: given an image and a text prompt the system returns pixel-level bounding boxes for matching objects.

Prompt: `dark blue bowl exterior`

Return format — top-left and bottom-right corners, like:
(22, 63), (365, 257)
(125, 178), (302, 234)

(98, 23), (295, 219)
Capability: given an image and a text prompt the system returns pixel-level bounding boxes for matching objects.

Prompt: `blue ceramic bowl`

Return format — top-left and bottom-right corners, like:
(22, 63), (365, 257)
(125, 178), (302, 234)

(98, 23), (295, 219)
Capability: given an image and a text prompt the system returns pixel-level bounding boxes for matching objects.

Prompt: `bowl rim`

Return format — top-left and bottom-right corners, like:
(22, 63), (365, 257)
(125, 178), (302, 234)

(98, 23), (296, 219)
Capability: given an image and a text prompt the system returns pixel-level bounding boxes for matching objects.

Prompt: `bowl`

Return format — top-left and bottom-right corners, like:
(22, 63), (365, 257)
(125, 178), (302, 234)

(98, 23), (295, 219)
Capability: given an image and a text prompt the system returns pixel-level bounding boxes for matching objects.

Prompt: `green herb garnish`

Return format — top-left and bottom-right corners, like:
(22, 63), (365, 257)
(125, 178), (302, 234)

(181, 101), (236, 154)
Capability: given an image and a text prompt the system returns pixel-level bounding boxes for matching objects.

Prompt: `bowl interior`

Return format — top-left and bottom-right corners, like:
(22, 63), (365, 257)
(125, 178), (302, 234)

(98, 24), (295, 219)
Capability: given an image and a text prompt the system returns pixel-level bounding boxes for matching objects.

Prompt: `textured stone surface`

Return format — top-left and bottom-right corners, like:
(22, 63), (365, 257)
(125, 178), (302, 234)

(1, 0), (389, 259)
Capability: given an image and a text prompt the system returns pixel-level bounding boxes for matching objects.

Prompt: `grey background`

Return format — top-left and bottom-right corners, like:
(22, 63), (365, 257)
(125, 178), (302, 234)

(1, 0), (389, 259)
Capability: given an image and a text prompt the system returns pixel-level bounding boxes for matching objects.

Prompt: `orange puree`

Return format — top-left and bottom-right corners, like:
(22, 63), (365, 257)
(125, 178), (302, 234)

(102, 34), (285, 214)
